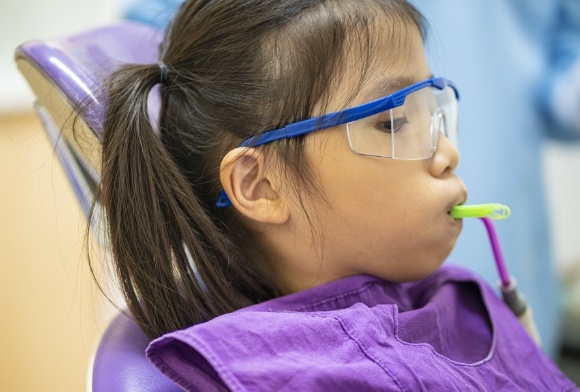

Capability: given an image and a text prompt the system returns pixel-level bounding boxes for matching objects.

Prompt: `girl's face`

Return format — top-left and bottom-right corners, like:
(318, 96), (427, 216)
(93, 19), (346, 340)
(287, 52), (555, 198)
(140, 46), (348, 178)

(277, 29), (467, 291)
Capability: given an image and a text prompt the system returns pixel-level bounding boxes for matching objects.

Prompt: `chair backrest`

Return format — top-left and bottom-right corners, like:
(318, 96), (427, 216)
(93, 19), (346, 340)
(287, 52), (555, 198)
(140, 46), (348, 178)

(15, 22), (180, 392)
(15, 22), (162, 217)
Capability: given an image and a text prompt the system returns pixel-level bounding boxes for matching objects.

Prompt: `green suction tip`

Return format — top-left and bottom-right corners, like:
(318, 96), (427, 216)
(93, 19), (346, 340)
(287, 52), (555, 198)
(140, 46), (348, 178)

(450, 203), (511, 220)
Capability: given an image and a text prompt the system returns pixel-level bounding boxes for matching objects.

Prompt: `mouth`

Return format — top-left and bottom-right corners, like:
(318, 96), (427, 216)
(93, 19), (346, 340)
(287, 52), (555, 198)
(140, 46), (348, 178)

(446, 193), (468, 218)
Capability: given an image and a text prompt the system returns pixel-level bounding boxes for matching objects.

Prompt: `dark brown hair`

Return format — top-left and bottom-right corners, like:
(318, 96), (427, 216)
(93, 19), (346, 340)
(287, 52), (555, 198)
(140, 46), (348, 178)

(99, 0), (425, 338)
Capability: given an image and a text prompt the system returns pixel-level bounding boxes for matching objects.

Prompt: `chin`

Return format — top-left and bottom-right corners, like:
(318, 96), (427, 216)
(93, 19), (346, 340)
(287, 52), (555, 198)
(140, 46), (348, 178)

(391, 262), (445, 283)
(408, 250), (452, 282)
(419, 262), (447, 280)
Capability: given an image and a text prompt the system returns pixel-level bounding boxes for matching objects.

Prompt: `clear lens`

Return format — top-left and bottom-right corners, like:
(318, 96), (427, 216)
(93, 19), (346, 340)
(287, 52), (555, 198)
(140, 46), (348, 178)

(347, 85), (458, 160)
(437, 86), (458, 146)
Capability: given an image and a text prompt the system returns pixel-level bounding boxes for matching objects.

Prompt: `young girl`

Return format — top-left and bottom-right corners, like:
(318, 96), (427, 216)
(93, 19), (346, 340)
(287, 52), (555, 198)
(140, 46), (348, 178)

(100, 0), (577, 390)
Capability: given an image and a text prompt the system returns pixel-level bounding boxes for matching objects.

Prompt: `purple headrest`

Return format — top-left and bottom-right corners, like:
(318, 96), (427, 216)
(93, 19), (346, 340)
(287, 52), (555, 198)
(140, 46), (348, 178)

(15, 22), (162, 138)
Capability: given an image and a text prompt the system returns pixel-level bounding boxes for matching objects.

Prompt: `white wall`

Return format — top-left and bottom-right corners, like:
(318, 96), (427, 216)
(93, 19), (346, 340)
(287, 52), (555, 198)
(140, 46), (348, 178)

(544, 142), (580, 270)
(0, 0), (121, 111)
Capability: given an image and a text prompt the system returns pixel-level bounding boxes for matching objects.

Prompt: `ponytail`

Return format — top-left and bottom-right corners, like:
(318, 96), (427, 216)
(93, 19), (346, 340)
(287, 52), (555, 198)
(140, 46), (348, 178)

(100, 64), (272, 338)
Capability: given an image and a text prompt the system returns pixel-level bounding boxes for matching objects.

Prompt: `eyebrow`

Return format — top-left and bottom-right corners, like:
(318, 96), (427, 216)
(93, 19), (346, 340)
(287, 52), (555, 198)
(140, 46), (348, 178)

(360, 74), (433, 102)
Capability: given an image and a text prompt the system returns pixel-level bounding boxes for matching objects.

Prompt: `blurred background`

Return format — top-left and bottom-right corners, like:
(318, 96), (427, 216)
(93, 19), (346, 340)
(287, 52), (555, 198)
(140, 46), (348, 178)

(1, 1), (580, 391)
(0, 1), (120, 391)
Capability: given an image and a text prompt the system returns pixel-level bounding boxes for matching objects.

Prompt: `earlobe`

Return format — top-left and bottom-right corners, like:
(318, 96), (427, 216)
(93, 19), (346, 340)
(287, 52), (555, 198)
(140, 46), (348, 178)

(220, 147), (289, 224)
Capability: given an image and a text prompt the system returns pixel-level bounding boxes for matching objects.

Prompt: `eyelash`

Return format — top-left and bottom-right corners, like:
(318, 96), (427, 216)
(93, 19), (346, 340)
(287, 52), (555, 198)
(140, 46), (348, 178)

(376, 117), (407, 133)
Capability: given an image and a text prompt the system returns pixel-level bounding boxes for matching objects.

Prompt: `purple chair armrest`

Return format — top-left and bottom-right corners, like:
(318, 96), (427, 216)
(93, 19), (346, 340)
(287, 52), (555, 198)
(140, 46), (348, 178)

(92, 312), (182, 392)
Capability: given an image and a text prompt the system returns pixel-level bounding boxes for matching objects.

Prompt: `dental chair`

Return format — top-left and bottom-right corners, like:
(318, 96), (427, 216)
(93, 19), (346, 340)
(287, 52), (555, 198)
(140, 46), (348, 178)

(15, 22), (181, 392)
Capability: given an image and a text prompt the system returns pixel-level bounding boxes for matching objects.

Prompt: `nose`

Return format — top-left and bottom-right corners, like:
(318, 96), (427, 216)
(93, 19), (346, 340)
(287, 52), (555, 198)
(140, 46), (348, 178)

(429, 132), (460, 177)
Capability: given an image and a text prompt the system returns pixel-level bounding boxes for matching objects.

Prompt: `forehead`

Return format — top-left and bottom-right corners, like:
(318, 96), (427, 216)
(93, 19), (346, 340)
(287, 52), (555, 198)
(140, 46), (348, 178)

(337, 25), (429, 110)
(355, 29), (429, 103)
(309, 13), (428, 116)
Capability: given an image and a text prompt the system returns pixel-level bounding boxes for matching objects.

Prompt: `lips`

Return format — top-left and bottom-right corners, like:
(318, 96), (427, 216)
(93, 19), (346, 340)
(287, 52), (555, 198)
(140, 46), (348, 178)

(446, 192), (468, 216)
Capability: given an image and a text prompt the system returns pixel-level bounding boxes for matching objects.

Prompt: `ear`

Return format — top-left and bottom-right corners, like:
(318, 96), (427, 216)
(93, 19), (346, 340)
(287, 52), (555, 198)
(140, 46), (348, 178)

(219, 147), (289, 225)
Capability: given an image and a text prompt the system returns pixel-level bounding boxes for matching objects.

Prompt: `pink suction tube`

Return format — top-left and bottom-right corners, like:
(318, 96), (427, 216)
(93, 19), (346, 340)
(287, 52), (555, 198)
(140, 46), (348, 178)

(479, 217), (511, 287)
(458, 211), (541, 344)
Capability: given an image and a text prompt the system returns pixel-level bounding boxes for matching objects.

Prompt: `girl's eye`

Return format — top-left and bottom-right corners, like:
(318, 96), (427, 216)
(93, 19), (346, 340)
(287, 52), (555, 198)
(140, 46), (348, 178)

(376, 117), (408, 133)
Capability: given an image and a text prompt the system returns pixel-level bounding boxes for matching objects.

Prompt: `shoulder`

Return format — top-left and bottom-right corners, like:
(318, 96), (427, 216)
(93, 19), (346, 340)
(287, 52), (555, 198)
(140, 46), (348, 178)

(148, 305), (403, 391)
(146, 267), (576, 391)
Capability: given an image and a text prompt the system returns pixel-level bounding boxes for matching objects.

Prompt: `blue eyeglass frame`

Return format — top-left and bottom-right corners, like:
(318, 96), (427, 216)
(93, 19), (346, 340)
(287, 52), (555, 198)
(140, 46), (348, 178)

(216, 77), (460, 208)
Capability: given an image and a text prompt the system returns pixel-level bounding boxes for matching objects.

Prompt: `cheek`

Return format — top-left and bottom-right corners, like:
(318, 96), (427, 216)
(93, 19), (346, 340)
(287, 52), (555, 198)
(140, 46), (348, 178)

(307, 132), (449, 272)
(326, 160), (426, 217)
(314, 134), (396, 195)
(317, 163), (451, 280)
(320, 160), (428, 242)
(312, 132), (428, 231)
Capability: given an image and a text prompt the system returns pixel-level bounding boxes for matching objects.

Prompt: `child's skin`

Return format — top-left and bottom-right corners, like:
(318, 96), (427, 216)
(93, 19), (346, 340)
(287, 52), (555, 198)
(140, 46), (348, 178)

(221, 26), (467, 294)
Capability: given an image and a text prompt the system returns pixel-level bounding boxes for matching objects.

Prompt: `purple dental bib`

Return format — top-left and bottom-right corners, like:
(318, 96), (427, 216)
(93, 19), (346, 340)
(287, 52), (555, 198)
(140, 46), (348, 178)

(147, 266), (577, 391)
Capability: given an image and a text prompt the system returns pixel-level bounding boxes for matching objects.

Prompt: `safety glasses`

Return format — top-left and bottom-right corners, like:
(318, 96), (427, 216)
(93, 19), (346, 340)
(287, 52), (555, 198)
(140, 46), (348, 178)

(216, 77), (459, 207)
